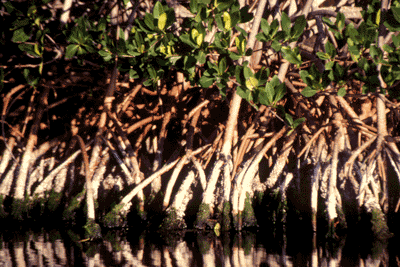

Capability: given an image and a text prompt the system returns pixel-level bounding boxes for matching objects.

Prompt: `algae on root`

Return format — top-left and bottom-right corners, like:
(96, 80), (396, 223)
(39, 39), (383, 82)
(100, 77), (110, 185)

(161, 207), (187, 230)
(62, 189), (85, 223)
(11, 196), (30, 221)
(102, 204), (128, 228)
(84, 218), (102, 240)
(0, 195), (7, 218)
(242, 193), (257, 228)
(48, 190), (63, 213)
(233, 193), (258, 231)
(370, 208), (392, 240)
(221, 201), (231, 231)
(194, 203), (212, 230)
(325, 205), (347, 239)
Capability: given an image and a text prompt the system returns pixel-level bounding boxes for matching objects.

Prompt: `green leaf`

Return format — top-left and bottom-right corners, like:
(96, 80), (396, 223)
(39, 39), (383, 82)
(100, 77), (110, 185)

(268, 75), (281, 89)
(255, 67), (270, 85)
(99, 50), (112, 61)
(153, 1), (164, 18)
(196, 51), (206, 64)
(256, 32), (268, 42)
(12, 28), (30, 42)
(281, 47), (302, 66)
(348, 45), (361, 62)
(23, 68), (30, 81)
(3, 2), (15, 14)
(134, 31), (144, 46)
(258, 90), (272, 106)
(270, 19), (279, 38)
(199, 75), (215, 87)
(11, 18), (30, 30)
(65, 44), (79, 59)
(158, 13), (167, 31)
(337, 12), (345, 32)
(271, 40), (281, 52)
(190, 0), (198, 13)
(299, 70), (311, 85)
(260, 18), (270, 35)
(325, 61), (335, 70)
(301, 86), (317, 97)
(216, 0), (231, 11)
(281, 12), (291, 37)
(334, 63), (345, 80)
(262, 75), (281, 105)
(275, 31), (286, 42)
(243, 66), (253, 79)
(358, 22), (378, 43)
(274, 82), (286, 103)
(369, 45), (381, 60)
(322, 17), (335, 28)
(285, 113), (294, 126)
(316, 52), (330, 60)
(392, 7), (400, 23)
(229, 52), (242, 60)
(236, 85), (251, 102)
(235, 65), (244, 85)
(18, 43), (37, 57)
(293, 117), (305, 129)
(393, 34), (400, 48)
(143, 79), (153, 86)
(147, 65), (157, 79)
(291, 15), (306, 40)
(215, 15), (224, 31)
(219, 57), (227, 75)
(337, 87), (346, 97)
(129, 69), (139, 79)
(235, 25), (247, 37)
(144, 13), (155, 30)
(346, 23), (360, 42)
(325, 41), (336, 58)
(328, 70), (335, 81)
(180, 34), (196, 48)
(385, 7), (400, 31)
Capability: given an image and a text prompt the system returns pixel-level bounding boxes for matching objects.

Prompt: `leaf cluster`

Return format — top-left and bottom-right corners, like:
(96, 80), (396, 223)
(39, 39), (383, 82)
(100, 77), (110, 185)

(3, 0), (400, 131)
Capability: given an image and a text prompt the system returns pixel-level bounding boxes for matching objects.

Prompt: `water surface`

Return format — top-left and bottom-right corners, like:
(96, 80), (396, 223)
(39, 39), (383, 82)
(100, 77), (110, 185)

(0, 226), (396, 266)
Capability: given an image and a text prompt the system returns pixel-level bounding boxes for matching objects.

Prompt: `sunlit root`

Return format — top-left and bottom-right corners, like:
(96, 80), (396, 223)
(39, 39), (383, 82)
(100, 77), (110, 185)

(161, 169), (196, 230)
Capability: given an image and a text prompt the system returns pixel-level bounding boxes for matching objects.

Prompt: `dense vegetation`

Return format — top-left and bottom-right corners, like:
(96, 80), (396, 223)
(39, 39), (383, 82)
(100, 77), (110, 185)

(1, 0), (400, 239)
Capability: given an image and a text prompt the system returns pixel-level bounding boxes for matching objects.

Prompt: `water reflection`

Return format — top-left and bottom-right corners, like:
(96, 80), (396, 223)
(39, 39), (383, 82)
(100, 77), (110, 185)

(0, 227), (394, 266)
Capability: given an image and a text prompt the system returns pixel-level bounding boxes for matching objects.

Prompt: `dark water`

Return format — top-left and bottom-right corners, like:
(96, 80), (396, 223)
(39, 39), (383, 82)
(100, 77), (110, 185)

(0, 224), (398, 267)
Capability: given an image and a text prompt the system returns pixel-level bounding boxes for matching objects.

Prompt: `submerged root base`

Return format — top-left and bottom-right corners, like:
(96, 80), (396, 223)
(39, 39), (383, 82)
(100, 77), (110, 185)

(160, 208), (187, 230)
(195, 203), (212, 230)
(370, 209), (392, 240)
(242, 194), (257, 228)
(222, 201), (231, 231)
